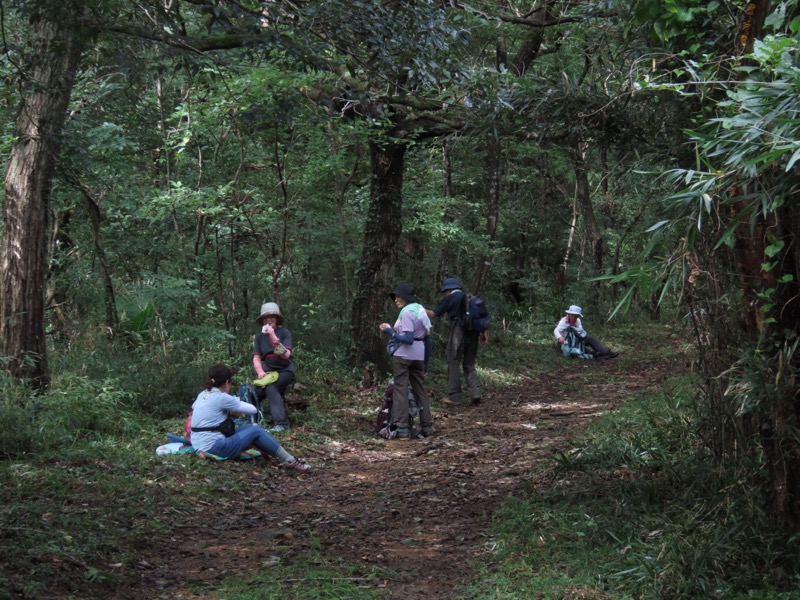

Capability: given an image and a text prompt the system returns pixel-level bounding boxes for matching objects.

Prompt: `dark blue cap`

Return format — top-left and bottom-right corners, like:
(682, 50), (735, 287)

(439, 277), (462, 294)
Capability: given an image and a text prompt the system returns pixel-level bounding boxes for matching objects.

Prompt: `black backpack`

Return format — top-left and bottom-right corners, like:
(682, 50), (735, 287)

(462, 293), (491, 332)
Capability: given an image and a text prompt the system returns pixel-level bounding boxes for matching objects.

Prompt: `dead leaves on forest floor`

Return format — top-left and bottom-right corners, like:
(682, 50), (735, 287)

(114, 356), (682, 600)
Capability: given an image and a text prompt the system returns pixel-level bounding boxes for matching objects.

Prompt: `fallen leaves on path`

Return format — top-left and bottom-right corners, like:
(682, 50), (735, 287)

(113, 357), (680, 599)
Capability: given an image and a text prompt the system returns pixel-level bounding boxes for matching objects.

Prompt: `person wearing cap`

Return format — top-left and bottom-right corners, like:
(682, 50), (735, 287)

(252, 302), (296, 432)
(378, 283), (433, 440)
(554, 305), (619, 359)
(426, 277), (487, 406)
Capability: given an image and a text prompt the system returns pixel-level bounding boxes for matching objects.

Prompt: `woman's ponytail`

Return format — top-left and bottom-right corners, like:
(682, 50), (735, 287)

(206, 364), (233, 390)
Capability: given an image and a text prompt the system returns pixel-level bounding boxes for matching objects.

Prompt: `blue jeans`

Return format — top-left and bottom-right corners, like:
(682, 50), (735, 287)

(208, 423), (280, 459)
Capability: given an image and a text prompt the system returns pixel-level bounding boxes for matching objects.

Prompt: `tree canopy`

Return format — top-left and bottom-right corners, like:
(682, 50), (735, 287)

(1, 0), (799, 529)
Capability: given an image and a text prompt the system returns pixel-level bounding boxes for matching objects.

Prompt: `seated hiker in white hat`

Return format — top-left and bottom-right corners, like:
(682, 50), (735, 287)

(554, 305), (619, 359)
(252, 302), (296, 432)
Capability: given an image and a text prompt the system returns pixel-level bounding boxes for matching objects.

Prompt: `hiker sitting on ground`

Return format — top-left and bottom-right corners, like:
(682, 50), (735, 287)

(191, 364), (310, 471)
(379, 283), (433, 440)
(252, 302), (295, 433)
(554, 305), (619, 359)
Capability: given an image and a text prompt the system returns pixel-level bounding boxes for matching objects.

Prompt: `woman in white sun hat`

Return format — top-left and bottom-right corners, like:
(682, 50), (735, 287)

(554, 305), (619, 359)
(252, 302), (296, 431)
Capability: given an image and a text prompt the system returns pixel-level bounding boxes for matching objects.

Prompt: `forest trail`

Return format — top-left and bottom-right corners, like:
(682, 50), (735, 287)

(116, 354), (680, 599)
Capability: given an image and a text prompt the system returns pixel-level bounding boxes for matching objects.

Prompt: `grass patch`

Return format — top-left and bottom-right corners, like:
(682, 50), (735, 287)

(475, 375), (800, 599)
(213, 550), (393, 599)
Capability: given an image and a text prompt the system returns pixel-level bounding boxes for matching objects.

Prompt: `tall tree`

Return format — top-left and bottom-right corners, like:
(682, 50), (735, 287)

(1, 1), (87, 387)
(350, 139), (406, 371)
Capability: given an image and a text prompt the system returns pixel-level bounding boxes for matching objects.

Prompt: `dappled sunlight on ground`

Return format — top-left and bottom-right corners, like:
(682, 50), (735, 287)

(108, 354), (684, 600)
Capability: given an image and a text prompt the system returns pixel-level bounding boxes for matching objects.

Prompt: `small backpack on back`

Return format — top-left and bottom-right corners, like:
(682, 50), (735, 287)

(462, 293), (491, 332)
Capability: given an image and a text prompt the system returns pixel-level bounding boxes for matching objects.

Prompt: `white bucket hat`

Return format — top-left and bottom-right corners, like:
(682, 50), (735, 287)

(565, 305), (583, 317)
(256, 302), (284, 326)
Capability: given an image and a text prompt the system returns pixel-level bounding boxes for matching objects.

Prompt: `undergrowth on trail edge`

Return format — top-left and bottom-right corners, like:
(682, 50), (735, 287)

(469, 375), (800, 600)
(2, 321), (799, 598)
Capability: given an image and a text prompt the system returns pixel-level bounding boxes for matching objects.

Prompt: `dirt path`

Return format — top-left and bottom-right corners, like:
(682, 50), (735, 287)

(115, 356), (678, 599)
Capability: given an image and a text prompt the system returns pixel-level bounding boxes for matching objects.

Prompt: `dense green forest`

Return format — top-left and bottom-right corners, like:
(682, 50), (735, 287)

(1, 0), (799, 598)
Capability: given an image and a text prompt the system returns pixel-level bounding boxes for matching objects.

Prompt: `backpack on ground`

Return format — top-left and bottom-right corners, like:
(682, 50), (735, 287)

(238, 383), (264, 425)
(462, 293), (491, 332)
(374, 380), (420, 439)
(560, 326), (594, 360)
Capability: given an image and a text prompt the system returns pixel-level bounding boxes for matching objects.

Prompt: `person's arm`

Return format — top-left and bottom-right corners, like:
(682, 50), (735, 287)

(554, 318), (568, 344)
(230, 401), (257, 416)
(276, 327), (293, 359)
(428, 296), (451, 319)
(252, 353), (267, 379)
(263, 325), (293, 359)
(574, 319), (587, 338)
(380, 325), (415, 345)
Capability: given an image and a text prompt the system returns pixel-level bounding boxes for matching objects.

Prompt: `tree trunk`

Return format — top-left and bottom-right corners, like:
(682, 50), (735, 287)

(738, 198), (800, 529)
(350, 140), (405, 375)
(556, 183), (579, 292)
(77, 181), (119, 331)
(730, 0), (800, 530)
(271, 123), (291, 303)
(433, 145), (455, 298)
(471, 134), (502, 295)
(0, 4), (86, 387)
(510, 5), (549, 76)
(574, 142), (604, 273)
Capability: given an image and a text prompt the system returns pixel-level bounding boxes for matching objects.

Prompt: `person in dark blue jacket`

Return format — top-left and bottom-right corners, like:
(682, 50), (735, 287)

(426, 277), (487, 406)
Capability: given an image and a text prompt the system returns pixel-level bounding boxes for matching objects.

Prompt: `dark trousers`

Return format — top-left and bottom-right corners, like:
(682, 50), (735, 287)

(447, 323), (480, 403)
(391, 357), (432, 430)
(582, 335), (610, 356)
(254, 371), (294, 426)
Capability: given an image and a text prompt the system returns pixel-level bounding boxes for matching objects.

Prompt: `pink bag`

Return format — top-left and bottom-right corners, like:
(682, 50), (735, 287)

(183, 412), (193, 443)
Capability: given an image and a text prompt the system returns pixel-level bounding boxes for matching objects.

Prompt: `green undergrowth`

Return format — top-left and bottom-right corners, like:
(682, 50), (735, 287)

(2, 317), (796, 598)
(465, 376), (800, 600)
(209, 550), (392, 599)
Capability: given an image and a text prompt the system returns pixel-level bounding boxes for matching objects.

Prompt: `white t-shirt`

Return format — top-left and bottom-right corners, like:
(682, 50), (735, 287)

(189, 388), (255, 452)
(554, 316), (587, 340)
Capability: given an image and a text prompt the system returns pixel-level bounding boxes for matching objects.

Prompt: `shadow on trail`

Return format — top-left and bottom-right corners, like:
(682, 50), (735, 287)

(118, 356), (679, 599)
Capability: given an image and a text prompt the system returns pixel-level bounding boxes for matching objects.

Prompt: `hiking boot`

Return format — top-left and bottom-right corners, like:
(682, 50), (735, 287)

(417, 426), (433, 438)
(269, 424), (290, 433)
(601, 351), (619, 359)
(393, 427), (411, 440)
(440, 397), (461, 406)
(280, 459), (311, 473)
(470, 397), (482, 405)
